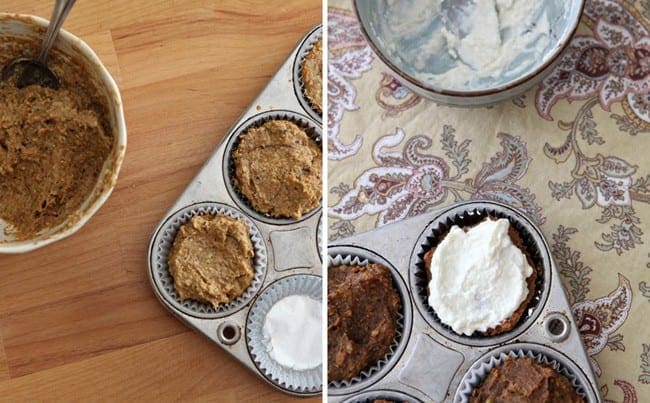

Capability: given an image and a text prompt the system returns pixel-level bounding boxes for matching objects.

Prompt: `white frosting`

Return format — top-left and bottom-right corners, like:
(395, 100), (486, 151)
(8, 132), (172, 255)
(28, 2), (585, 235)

(263, 295), (322, 370)
(427, 218), (533, 335)
(377, 0), (553, 90)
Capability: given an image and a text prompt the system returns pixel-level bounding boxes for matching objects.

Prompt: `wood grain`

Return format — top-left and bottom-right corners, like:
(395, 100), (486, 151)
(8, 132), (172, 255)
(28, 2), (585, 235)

(0, 0), (322, 400)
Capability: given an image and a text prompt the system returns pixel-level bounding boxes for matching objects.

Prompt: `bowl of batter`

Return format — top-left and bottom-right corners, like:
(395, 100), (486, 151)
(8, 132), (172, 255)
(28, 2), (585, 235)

(354, 0), (585, 106)
(0, 13), (126, 253)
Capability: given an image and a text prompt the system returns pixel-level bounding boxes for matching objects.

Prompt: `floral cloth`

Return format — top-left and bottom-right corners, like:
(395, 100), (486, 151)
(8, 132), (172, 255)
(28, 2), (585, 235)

(327, 1), (650, 401)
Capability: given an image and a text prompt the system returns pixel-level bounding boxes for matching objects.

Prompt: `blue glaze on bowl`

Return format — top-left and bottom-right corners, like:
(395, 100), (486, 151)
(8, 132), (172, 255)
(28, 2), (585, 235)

(353, 0), (584, 106)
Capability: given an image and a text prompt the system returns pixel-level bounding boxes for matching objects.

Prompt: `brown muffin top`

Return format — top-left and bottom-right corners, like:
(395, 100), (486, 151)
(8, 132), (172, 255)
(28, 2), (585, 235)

(301, 37), (322, 113)
(328, 263), (400, 382)
(423, 217), (538, 336)
(168, 214), (254, 309)
(233, 119), (321, 219)
(470, 357), (584, 403)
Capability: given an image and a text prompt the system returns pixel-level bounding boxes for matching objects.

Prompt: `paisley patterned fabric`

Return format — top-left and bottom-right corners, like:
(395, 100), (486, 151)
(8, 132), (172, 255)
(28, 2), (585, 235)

(327, 1), (650, 401)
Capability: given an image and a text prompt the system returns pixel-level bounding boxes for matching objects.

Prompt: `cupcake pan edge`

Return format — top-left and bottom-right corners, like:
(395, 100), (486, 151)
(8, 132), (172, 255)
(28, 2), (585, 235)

(146, 25), (323, 398)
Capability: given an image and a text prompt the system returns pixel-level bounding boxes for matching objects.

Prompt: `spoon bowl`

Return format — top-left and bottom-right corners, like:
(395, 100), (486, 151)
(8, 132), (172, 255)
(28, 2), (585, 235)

(2, 58), (59, 89)
(1, 0), (75, 89)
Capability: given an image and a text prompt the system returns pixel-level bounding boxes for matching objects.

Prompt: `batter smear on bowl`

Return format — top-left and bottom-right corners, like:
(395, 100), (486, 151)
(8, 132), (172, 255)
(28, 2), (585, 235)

(168, 214), (255, 309)
(328, 263), (400, 382)
(233, 119), (321, 219)
(0, 40), (113, 240)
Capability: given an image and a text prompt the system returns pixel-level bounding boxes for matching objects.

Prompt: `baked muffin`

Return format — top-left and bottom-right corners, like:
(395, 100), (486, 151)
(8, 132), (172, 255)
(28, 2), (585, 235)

(301, 37), (322, 113)
(233, 119), (321, 219)
(423, 217), (537, 336)
(470, 357), (584, 402)
(328, 263), (400, 382)
(168, 214), (254, 309)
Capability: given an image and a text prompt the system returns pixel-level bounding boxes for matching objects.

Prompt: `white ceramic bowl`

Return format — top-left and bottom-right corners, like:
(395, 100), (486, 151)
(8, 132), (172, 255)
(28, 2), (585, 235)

(354, 0), (585, 106)
(0, 13), (127, 253)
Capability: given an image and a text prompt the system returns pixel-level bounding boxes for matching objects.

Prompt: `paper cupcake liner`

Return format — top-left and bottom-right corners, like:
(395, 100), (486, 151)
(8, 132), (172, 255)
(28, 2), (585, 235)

(316, 215), (323, 261)
(293, 24), (322, 123)
(222, 110), (322, 225)
(149, 202), (267, 319)
(410, 203), (551, 347)
(245, 274), (323, 394)
(327, 250), (411, 395)
(454, 344), (593, 403)
(342, 389), (423, 403)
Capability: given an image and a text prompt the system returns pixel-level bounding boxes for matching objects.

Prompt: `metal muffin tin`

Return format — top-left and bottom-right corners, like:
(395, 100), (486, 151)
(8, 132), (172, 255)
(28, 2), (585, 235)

(328, 200), (600, 402)
(147, 24), (322, 397)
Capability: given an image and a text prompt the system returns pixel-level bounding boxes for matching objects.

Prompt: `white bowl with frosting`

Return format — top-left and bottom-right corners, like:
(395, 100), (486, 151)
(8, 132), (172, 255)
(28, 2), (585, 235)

(354, 0), (585, 106)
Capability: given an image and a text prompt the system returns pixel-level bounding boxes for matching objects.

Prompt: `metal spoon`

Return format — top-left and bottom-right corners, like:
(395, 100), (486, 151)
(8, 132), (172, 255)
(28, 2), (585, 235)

(1, 0), (77, 90)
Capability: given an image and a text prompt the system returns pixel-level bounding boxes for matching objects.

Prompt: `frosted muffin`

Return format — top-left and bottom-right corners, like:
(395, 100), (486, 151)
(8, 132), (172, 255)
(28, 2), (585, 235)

(233, 119), (321, 219)
(470, 357), (584, 402)
(328, 263), (400, 381)
(168, 214), (254, 308)
(301, 37), (322, 112)
(424, 217), (537, 336)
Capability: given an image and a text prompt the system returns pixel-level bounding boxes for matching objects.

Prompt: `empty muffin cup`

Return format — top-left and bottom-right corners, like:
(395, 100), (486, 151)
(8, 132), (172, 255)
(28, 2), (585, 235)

(148, 202), (267, 319)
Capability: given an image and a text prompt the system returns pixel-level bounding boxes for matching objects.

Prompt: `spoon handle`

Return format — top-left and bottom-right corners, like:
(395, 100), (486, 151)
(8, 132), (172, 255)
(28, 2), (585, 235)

(37, 0), (77, 64)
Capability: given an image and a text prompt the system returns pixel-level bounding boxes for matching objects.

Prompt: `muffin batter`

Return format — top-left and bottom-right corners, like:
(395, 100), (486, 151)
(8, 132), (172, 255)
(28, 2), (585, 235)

(328, 263), (400, 381)
(233, 119), (321, 219)
(0, 38), (113, 239)
(471, 357), (584, 402)
(301, 38), (322, 112)
(168, 215), (255, 309)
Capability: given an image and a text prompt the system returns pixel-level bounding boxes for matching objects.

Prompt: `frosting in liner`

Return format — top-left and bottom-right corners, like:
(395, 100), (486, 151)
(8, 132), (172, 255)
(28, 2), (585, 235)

(263, 295), (322, 370)
(427, 218), (533, 335)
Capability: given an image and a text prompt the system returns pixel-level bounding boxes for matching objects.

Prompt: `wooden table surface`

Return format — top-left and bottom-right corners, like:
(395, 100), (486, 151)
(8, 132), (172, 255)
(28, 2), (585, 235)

(0, 0), (322, 400)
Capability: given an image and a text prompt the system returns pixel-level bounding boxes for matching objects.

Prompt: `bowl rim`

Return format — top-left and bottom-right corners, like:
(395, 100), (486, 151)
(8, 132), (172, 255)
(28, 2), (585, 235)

(352, 0), (586, 98)
(0, 13), (127, 254)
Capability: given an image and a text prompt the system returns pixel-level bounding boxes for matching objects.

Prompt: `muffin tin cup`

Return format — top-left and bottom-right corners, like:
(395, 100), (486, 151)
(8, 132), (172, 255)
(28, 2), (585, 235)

(147, 24), (322, 397)
(149, 202), (267, 319)
(223, 109), (322, 226)
(246, 274), (322, 394)
(293, 25), (323, 123)
(342, 389), (423, 403)
(454, 343), (597, 402)
(328, 200), (599, 402)
(327, 247), (413, 396)
(410, 204), (551, 347)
